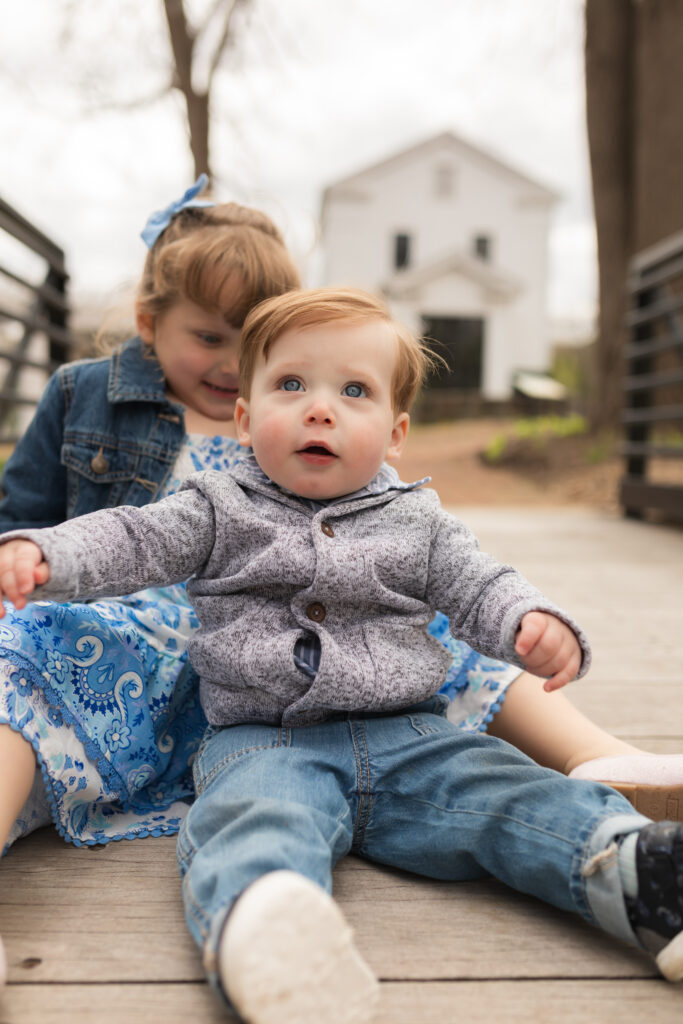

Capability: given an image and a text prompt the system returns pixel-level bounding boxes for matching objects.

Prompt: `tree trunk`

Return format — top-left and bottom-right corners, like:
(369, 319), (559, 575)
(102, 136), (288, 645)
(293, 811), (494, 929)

(163, 0), (213, 182)
(186, 90), (211, 182)
(584, 0), (635, 431)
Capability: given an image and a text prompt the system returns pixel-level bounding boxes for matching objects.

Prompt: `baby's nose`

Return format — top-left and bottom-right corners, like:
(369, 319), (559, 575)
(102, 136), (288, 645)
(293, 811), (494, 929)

(305, 399), (335, 424)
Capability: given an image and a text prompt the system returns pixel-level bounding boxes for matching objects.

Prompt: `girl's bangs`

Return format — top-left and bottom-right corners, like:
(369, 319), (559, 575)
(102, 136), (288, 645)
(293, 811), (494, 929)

(177, 231), (296, 327)
(177, 236), (244, 323)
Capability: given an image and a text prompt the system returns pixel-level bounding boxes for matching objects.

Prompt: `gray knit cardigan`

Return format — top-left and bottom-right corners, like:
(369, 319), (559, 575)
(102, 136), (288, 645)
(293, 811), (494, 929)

(5, 464), (590, 727)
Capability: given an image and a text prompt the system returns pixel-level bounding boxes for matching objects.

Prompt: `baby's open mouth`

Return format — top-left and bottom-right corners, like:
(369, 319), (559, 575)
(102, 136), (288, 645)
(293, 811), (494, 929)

(299, 445), (336, 455)
(297, 444), (338, 461)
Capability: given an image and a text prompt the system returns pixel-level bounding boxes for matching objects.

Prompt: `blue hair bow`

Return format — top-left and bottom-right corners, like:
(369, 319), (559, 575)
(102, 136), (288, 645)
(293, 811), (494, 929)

(140, 174), (216, 249)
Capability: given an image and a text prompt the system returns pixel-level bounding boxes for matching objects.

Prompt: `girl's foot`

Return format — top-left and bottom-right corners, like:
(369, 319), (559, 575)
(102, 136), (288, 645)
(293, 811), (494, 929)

(219, 870), (379, 1024)
(569, 754), (683, 821)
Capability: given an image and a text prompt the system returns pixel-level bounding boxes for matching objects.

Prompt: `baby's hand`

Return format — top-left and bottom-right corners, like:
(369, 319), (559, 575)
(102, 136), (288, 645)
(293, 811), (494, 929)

(515, 611), (582, 692)
(0, 540), (49, 616)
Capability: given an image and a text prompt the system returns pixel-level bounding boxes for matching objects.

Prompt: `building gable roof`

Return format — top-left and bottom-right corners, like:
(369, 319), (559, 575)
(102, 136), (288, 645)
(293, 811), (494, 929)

(322, 130), (559, 207)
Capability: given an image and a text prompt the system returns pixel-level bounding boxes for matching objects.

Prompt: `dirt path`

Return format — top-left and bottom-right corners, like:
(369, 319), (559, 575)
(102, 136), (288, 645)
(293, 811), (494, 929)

(399, 419), (623, 509)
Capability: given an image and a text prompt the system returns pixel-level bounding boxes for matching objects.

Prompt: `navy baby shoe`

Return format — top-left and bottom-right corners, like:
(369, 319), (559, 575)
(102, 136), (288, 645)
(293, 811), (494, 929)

(625, 821), (683, 980)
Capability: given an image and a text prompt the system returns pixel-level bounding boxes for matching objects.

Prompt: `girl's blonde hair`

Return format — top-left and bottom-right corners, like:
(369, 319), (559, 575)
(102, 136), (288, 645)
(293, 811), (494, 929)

(240, 287), (436, 413)
(137, 203), (301, 327)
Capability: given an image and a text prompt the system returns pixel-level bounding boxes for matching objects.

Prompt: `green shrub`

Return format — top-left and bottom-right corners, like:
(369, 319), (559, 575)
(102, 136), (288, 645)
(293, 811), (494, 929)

(483, 434), (508, 462)
(484, 414), (589, 464)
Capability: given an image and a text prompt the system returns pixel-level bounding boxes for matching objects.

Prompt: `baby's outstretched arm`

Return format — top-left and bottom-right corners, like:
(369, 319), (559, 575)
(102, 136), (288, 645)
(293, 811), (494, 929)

(0, 539), (49, 615)
(515, 611), (582, 692)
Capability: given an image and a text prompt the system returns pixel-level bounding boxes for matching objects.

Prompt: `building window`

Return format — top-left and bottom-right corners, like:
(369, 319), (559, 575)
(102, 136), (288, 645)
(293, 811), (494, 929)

(473, 235), (492, 262)
(394, 233), (411, 270)
(434, 163), (456, 199)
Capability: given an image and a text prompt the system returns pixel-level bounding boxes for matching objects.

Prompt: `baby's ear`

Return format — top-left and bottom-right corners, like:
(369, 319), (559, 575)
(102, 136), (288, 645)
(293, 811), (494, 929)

(234, 398), (252, 447)
(136, 306), (155, 345)
(386, 412), (410, 461)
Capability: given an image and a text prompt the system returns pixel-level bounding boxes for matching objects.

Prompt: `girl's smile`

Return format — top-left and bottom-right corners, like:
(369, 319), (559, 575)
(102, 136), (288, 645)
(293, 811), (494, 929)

(202, 380), (239, 399)
(137, 296), (242, 431)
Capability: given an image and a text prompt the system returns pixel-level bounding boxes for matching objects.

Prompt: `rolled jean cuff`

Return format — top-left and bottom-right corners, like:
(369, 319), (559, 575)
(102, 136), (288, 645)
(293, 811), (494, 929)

(580, 812), (650, 947)
(201, 903), (235, 1008)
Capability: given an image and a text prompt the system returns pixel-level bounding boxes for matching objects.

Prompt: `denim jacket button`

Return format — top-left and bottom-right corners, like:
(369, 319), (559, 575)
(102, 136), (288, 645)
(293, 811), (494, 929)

(306, 602), (326, 623)
(90, 450), (109, 474)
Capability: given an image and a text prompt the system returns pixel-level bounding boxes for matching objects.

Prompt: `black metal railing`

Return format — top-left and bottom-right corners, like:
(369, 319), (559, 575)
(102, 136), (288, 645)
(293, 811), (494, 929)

(620, 232), (683, 519)
(0, 196), (74, 444)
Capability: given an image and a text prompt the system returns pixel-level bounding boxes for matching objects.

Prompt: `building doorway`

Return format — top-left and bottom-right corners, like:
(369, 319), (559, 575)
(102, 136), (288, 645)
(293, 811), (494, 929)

(421, 316), (484, 391)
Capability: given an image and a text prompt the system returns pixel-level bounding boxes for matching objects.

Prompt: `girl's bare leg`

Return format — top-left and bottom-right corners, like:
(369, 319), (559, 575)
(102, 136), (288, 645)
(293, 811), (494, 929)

(0, 723), (37, 853)
(487, 671), (644, 775)
(488, 672), (683, 820)
(0, 724), (36, 988)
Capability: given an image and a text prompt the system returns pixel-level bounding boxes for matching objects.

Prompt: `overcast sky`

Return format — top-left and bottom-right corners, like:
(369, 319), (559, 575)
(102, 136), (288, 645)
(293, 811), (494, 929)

(0, 0), (595, 327)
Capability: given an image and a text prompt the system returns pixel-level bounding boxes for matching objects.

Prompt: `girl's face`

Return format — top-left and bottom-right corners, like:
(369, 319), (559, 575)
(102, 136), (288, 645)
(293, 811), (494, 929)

(138, 298), (241, 424)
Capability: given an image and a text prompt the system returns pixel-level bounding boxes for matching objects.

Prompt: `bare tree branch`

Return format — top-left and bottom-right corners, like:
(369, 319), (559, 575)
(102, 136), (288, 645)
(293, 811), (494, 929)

(42, 0), (258, 188)
(80, 80), (174, 115)
(206, 0), (250, 88)
(58, 0), (86, 48)
(198, 0), (232, 38)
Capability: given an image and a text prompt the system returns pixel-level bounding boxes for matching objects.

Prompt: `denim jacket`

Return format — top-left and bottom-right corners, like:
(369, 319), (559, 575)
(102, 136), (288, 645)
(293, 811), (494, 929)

(0, 337), (185, 531)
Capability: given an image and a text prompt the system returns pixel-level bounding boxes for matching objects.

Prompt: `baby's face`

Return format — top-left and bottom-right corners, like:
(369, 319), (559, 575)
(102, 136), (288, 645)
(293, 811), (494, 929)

(235, 319), (409, 500)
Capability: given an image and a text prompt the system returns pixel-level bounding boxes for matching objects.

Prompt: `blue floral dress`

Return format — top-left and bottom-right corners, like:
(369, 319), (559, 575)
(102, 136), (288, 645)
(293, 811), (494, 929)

(0, 435), (520, 851)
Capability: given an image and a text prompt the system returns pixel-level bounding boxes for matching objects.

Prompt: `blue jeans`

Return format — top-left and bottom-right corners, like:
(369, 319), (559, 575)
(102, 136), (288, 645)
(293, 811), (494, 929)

(176, 697), (648, 984)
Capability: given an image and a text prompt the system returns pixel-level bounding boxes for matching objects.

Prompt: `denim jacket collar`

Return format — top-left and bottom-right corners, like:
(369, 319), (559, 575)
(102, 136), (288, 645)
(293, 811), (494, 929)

(107, 336), (176, 406)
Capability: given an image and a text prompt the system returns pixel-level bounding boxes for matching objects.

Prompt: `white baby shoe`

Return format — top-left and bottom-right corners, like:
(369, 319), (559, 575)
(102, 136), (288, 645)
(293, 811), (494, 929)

(569, 754), (683, 821)
(218, 870), (379, 1024)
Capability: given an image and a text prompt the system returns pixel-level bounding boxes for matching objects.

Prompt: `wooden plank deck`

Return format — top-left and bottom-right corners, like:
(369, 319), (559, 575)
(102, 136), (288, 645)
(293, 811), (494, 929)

(1, 507), (682, 1023)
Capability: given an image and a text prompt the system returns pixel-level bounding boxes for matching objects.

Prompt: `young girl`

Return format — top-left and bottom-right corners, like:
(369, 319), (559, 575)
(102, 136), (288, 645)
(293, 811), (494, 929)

(0, 178), (679, 983)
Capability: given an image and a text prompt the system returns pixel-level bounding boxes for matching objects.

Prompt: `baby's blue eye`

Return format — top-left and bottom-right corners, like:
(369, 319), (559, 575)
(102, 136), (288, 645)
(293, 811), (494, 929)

(343, 383), (366, 398)
(198, 333), (222, 345)
(281, 378), (303, 392)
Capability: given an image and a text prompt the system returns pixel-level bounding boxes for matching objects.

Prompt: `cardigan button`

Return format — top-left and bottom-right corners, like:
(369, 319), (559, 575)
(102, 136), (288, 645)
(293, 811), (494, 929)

(90, 450), (109, 474)
(306, 602), (326, 623)
(320, 521), (335, 538)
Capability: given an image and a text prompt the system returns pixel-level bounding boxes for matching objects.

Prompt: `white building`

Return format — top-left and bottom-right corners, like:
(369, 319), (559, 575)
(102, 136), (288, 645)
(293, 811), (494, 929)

(321, 132), (559, 402)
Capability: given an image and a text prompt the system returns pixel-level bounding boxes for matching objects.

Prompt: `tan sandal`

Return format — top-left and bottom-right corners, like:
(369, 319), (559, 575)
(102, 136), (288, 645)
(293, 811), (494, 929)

(569, 754), (683, 821)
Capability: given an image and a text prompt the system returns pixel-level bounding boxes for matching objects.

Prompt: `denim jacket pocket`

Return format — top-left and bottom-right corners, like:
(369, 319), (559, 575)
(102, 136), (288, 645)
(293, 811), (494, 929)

(63, 441), (141, 516)
(62, 441), (141, 483)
